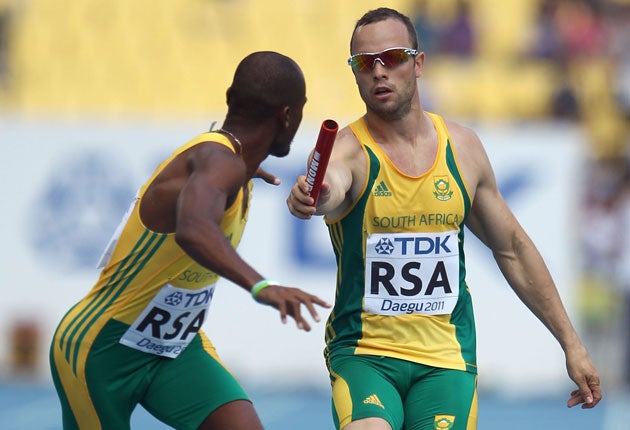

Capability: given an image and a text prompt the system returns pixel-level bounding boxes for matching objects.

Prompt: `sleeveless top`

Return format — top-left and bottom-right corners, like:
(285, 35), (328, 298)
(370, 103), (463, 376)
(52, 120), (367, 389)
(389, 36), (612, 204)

(56, 131), (252, 370)
(325, 112), (477, 373)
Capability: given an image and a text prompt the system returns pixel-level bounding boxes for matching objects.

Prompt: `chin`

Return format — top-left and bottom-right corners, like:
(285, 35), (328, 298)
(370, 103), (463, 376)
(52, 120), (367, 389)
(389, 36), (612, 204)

(270, 144), (291, 158)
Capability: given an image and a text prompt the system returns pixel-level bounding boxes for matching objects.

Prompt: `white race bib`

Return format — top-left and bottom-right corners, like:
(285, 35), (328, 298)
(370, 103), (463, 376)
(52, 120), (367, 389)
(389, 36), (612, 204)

(364, 231), (460, 316)
(120, 283), (215, 358)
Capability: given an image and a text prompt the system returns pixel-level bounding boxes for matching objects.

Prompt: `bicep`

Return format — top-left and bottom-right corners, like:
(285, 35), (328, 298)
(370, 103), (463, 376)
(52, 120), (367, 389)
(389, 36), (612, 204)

(176, 146), (245, 228)
(466, 179), (520, 253)
(463, 139), (520, 253)
(325, 158), (353, 199)
(317, 131), (363, 215)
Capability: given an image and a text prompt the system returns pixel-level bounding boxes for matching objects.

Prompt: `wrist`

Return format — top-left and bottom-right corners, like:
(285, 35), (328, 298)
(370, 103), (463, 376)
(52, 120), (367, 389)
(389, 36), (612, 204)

(250, 279), (276, 302)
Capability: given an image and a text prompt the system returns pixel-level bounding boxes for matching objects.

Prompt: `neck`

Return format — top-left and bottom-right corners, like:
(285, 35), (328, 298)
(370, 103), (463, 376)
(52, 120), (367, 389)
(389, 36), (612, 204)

(216, 128), (242, 154)
(365, 109), (427, 143)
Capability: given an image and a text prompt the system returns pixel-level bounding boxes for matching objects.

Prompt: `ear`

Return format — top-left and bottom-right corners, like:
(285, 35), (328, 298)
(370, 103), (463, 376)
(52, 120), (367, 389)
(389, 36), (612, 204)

(415, 52), (425, 78)
(279, 105), (290, 128)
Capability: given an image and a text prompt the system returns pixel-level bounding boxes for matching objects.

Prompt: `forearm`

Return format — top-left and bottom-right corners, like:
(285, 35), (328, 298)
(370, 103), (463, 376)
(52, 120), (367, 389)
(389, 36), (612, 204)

(313, 160), (352, 216)
(494, 235), (581, 351)
(176, 224), (263, 291)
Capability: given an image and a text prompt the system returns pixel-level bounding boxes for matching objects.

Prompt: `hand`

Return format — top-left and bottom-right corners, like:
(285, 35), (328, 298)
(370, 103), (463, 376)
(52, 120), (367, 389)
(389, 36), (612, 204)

(565, 345), (602, 409)
(255, 284), (331, 331)
(254, 167), (281, 186)
(286, 175), (329, 219)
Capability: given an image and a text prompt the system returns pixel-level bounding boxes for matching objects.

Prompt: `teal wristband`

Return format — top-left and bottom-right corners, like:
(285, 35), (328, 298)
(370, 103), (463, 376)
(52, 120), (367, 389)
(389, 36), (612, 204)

(251, 279), (276, 301)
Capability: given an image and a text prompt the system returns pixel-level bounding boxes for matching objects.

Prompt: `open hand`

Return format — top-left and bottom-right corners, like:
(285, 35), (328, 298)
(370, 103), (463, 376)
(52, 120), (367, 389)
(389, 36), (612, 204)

(255, 284), (331, 331)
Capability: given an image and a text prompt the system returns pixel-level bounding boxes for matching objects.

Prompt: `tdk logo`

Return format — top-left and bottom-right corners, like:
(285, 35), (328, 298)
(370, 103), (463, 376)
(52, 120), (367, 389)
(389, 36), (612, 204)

(375, 238), (394, 254)
(164, 292), (183, 306)
(372, 235), (453, 256)
(394, 236), (452, 255)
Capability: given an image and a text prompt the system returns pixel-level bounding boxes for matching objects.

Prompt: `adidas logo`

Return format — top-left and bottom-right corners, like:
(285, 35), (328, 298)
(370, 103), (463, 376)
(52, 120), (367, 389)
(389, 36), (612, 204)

(373, 181), (392, 197)
(363, 394), (384, 409)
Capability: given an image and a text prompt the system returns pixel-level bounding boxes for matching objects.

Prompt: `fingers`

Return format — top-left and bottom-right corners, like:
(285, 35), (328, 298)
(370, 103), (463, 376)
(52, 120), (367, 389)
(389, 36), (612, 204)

(275, 298), (288, 325)
(287, 175), (316, 219)
(566, 376), (602, 409)
(588, 378), (603, 408)
(258, 286), (330, 332)
(254, 167), (281, 186)
(567, 389), (595, 409)
(566, 390), (583, 408)
(298, 295), (333, 332)
(284, 291), (328, 332)
(301, 293), (332, 324)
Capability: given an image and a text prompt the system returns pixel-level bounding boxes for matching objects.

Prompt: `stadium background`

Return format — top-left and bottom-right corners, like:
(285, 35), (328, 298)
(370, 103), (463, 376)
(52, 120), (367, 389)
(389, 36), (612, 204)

(0, 0), (629, 428)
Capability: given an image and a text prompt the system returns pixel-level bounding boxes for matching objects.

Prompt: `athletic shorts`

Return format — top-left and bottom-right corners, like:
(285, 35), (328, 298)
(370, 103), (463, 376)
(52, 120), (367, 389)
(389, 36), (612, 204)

(328, 353), (478, 430)
(50, 318), (249, 430)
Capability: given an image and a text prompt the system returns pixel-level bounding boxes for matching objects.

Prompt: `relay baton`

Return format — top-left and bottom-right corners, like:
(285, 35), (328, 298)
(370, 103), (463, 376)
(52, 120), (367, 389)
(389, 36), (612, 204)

(306, 119), (338, 205)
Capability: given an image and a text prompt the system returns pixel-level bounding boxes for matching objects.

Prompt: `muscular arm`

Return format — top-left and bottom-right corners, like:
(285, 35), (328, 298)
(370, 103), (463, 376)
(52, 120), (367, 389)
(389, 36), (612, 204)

(141, 142), (329, 330)
(458, 127), (601, 408)
(173, 143), (264, 290)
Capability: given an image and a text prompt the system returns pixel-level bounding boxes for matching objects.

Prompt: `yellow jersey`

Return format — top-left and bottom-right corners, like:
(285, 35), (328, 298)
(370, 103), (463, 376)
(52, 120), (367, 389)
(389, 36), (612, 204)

(54, 132), (251, 376)
(325, 113), (476, 373)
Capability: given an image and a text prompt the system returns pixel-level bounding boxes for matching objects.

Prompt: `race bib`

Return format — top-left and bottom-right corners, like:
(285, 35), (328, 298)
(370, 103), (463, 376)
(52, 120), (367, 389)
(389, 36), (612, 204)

(364, 231), (460, 316)
(120, 283), (215, 358)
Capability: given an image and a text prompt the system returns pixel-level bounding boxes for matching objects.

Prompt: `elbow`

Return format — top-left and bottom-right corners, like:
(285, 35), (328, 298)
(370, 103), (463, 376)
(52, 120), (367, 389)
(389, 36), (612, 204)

(174, 221), (200, 251)
(174, 231), (193, 252)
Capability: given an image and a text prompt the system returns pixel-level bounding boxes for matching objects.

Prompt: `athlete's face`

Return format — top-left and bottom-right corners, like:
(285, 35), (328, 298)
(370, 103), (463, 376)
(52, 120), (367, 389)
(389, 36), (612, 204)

(350, 18), (424, 121)
(269, 97), (306, 158)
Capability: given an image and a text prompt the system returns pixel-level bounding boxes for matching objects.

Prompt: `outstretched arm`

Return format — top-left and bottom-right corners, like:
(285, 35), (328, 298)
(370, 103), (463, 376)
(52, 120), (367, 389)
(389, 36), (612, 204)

(287, 127), (363, 220)
(174, 143), (330, 330)
(463, 131), (602, 409)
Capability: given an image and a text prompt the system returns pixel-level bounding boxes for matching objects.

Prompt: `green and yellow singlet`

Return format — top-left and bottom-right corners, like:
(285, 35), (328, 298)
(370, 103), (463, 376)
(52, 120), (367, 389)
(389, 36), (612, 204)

(52, 132), (251, 377)
(325, 112), (477, 374)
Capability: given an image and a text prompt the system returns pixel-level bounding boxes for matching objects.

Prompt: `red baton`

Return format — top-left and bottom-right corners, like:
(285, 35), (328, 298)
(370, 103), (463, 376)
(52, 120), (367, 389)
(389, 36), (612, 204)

(306, 119), (338, 205)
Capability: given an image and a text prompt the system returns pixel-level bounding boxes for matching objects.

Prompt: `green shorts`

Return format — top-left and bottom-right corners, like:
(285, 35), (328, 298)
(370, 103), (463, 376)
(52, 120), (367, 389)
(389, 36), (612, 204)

(50, 318), (249, 430)
(328, 353), (478, 430)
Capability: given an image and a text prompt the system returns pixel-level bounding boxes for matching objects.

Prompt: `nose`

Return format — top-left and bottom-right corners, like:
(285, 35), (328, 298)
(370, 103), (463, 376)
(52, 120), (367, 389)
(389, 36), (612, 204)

(371, 58), (388, 77)
(371, 57), (386, 69)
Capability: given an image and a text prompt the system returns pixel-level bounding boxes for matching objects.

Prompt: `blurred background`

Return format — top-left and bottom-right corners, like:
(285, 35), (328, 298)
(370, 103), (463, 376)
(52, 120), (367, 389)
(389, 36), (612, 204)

(0, 0), (629, 428)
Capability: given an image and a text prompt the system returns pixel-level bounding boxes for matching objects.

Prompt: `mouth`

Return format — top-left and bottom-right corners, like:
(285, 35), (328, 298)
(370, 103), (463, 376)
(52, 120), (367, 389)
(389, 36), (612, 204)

(374, 86), (392, 98)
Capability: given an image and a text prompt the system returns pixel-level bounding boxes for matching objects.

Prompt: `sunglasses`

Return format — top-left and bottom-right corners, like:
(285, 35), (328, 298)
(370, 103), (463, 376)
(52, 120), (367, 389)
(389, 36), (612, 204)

(347, 47), (419, 72)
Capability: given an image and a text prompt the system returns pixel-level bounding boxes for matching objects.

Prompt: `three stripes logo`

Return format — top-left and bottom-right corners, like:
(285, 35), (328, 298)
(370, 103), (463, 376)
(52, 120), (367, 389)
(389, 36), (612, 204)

(373, 181), (392, 197)
(363, 394), (384, 409)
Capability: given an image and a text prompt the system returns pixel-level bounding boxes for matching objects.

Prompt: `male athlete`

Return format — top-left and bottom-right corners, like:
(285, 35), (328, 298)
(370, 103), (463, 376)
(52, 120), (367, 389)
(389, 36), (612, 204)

(50, 51), (330, 430)
(287, 8), (601, 430)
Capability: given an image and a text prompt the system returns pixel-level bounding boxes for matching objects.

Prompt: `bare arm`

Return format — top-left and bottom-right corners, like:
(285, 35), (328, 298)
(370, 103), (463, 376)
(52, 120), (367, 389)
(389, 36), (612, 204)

(157, 143), (329, 330)
(460, 129), (602, 409)
(174, 143), (258, 288)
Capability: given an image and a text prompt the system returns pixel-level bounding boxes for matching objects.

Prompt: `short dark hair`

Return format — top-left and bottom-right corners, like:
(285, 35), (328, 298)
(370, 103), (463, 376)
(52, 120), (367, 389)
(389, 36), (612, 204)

(350, 7), (419, 52)
(227, 51), (306, 122)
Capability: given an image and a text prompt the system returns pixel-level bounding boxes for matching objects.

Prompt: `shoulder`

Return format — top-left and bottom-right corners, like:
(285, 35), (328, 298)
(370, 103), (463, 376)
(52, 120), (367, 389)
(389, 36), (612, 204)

(335, 125), (363, 153)
(441, 118), (489, 165)
(439, 117), (496, 194)
(325, 124), (366, 168)
(185, 140), (244, 169)
(442, 118), (483, 148)
(154, 140), (246, 195)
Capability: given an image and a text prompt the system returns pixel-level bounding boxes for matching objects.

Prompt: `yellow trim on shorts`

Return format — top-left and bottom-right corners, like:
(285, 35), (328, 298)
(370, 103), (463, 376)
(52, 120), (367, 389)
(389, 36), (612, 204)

(330, 368), (354, 428)
(52, 342), (101, 429)
(466, 375), (478, 429)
